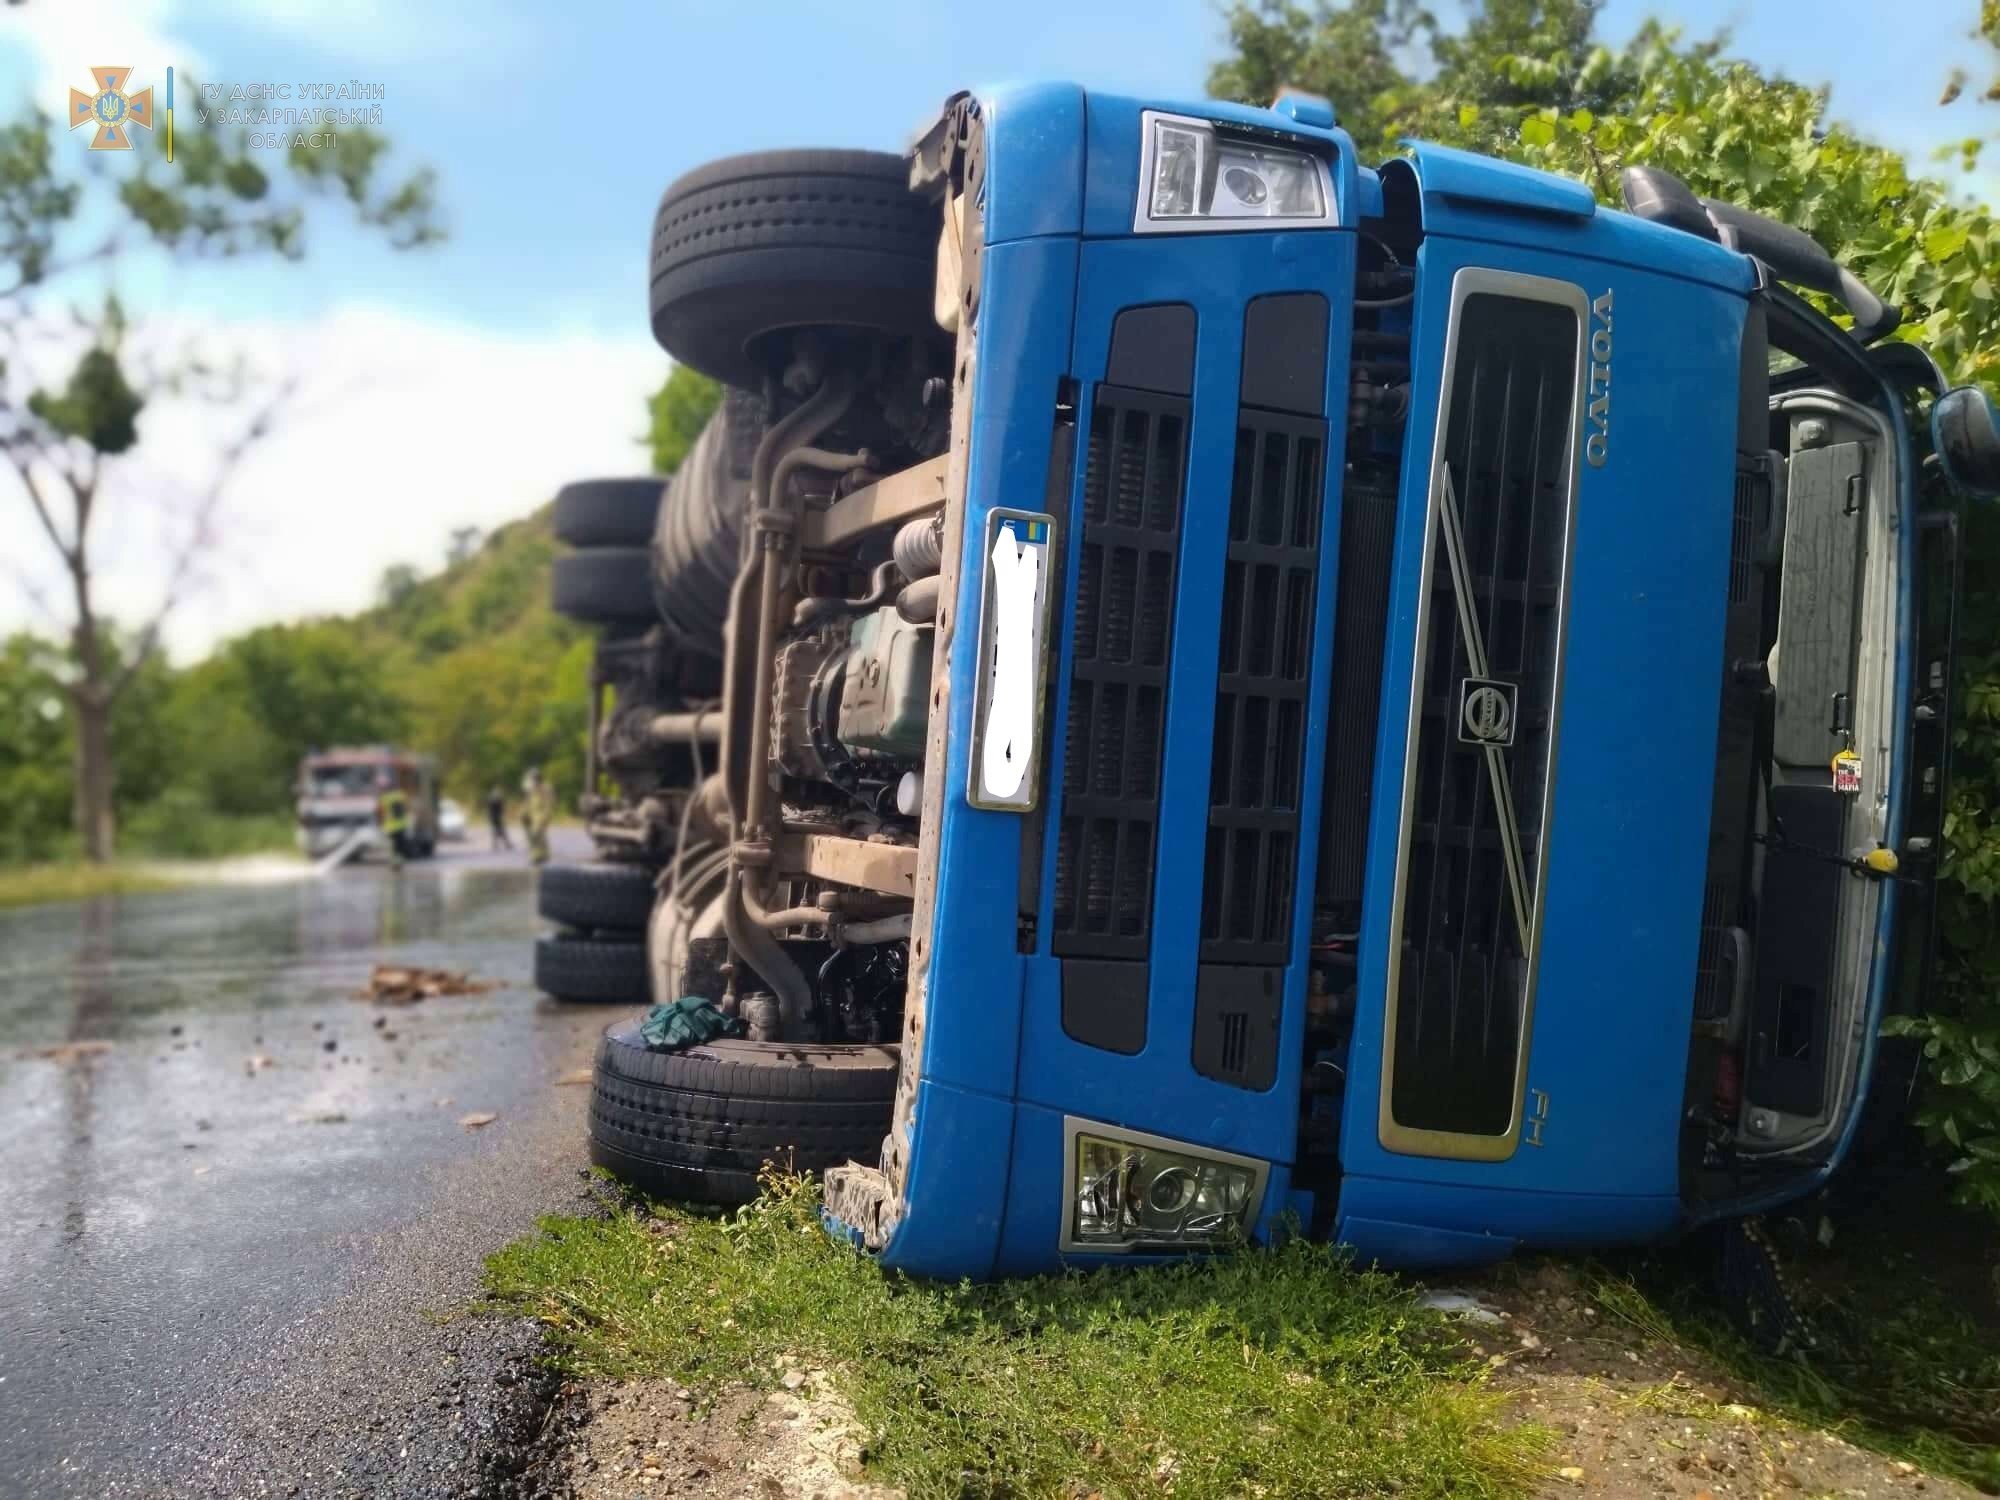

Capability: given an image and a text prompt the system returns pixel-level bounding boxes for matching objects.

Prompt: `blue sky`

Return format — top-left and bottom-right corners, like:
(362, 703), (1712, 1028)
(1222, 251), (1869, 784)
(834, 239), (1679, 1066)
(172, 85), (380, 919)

(0, 0), (1990, 656)
(6, 0), (1990, 340)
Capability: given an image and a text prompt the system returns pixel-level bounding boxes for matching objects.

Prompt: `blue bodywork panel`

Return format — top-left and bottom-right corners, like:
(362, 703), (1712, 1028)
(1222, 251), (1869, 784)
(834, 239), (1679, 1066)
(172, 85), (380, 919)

(841, 85), (1905, 1280)
(1335, 153), (1750, 1258)
(997, 224), (1357, 1274)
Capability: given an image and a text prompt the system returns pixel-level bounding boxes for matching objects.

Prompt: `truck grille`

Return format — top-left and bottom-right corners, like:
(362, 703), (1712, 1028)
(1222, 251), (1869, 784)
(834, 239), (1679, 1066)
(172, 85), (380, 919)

(1316, 477), (1398, 910)
(1199, 411), (1323, 964)
(1692, 881), (1734, 1023)
(1051, 385), (1190, 960)
(1386, 282), (1582, 1146)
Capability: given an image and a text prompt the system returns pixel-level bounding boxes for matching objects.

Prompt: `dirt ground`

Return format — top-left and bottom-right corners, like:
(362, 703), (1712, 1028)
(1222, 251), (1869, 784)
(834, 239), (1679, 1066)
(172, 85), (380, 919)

(1468, 1261), (1977, 1500)
(532, 1257), (1980, 1500)
(549, 1363), (899, 1500)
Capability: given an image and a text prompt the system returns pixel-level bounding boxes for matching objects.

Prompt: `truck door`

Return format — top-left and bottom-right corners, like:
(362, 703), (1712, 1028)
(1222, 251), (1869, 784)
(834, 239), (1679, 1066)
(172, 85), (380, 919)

(1334, 190), (1748, 1262)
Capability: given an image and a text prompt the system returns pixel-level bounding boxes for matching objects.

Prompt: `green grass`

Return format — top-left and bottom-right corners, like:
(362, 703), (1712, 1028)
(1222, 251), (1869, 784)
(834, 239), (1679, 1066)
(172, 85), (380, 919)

(0, 861), (184, 909)
(1587, 1258), (2000, 1492)
(488, 1176), (1551, 1499)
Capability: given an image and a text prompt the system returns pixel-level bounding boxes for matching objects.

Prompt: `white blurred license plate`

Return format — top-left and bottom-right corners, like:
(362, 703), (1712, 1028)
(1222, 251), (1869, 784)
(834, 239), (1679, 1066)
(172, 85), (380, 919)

(967, 508), (1056, 811)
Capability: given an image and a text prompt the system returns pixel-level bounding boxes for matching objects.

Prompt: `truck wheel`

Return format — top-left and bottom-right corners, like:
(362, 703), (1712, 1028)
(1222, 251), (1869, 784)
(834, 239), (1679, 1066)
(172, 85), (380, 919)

(648, 149), (939, 386)
(587, 1022), (896, 1205)
(534, 934), (648, 1005)
(551, 547), (655, 625)
(554, 478), (666, 548)
(538, 861), (657, 934)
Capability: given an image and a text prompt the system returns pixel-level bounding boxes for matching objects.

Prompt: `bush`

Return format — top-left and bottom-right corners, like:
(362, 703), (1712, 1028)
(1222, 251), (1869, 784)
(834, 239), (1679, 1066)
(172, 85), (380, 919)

(121, 787), (294, 859)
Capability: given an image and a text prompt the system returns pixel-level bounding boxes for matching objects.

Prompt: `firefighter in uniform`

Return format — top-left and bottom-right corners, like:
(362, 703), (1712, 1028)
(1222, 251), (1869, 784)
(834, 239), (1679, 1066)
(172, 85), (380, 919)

(379, 784), (411, 870)
(522, 767), (555, 865)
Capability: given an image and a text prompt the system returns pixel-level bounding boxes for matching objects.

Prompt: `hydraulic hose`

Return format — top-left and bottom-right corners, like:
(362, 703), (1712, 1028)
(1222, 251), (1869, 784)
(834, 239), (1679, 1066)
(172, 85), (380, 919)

(743, 442), (871, 844)
(717, 373), (858, 1035)
(719, 377), (858, 839)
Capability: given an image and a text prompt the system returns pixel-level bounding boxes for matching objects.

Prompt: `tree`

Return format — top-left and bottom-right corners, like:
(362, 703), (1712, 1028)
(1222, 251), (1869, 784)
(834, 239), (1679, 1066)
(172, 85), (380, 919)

(1210, 1), (2000, 1213)
(0, 633), (71, 861)
(377, 563), (424, 610)
(1207, 0), (1434, 154)
(0, 92), (440, 859)
(646, 365), (722, 474)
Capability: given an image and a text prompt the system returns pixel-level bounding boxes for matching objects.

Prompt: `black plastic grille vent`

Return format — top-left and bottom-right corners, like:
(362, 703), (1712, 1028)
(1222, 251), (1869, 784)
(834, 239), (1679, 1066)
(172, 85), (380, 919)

(1316, 478), (1398, 910)
(1389, 290), (1578, 1141)
(1200, 412), (1324, 964)
(1692, 881), (1733, 1023)
(1051, 385), (1190, 960)
(1729, 465), (1757, 605)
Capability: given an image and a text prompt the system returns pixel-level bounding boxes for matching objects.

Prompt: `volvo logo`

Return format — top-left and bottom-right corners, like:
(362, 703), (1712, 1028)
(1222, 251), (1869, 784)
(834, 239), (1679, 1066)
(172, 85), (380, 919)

(1586, 288), (1612, 468)
(1458, 677), (1518, 747)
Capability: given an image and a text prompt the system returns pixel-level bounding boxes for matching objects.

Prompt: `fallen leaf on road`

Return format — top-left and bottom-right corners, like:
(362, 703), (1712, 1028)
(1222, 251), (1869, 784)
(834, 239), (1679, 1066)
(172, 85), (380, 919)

(27, 1040), (111, 1064)
(244, 1053), (277, 1074)
(555, 1069), (594, 1086)
(290, 1110), (348, 1125)
(363, 965), (492, 1005)
(459, 1111), (497, 1128)
(192, 1166), (211, 1177)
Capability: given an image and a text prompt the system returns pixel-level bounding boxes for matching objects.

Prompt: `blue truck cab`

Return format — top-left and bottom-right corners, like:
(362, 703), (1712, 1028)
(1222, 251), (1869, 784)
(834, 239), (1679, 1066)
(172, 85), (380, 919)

(610, 81), (1992, 1279)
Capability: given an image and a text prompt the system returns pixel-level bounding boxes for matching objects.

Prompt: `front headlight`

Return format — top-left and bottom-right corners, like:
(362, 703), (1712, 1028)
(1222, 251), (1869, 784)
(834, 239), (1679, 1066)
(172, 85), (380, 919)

(1137, 111), (1333, 232)
(1064, 1118), (1268, 1252)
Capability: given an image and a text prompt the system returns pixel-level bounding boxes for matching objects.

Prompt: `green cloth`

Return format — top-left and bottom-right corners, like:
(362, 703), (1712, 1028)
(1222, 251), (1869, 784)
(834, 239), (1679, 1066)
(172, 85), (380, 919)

(640, 995), (743, 1052)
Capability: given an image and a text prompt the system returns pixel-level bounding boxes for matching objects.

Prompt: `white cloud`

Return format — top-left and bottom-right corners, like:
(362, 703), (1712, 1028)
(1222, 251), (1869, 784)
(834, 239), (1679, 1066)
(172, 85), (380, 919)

(0, 0), (197, 115)
(0, 304), (669, 662)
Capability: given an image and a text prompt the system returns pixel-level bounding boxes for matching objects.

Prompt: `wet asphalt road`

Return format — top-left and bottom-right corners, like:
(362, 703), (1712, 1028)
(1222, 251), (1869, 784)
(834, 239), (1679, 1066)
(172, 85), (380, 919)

(0, 832), (614, 1497)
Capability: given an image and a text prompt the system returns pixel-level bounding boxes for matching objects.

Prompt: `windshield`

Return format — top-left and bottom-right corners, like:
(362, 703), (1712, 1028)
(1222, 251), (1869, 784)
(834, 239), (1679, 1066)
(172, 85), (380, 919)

(304, 764), (387, 798)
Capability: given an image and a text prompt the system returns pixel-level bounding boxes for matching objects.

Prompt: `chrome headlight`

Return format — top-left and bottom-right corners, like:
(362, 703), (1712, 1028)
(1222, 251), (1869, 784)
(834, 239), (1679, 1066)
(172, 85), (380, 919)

(1062, 1118), (1268, 1252)
(1136, 111), (1334, 233)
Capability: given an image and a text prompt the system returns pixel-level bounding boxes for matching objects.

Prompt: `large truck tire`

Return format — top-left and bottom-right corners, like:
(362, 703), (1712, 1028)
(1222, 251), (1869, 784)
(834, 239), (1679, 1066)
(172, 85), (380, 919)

(537, 861), (657, 934)
(648, 149), (938, 386)
(554, 478), (666, 548)
(587, 1023), (896, 1205)
(650, 389), (761, 655)
(534, 934), (649, 1005)
(551, 547), (655, 625)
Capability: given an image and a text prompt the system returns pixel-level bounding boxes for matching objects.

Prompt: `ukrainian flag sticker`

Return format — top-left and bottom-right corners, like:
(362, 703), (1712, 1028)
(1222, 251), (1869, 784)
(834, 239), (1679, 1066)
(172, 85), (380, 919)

(1002, 517), (1049, 545)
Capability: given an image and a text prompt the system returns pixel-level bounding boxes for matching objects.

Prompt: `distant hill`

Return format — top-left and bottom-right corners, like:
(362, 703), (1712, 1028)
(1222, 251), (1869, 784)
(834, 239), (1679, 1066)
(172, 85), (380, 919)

(342, 507), (596, 807)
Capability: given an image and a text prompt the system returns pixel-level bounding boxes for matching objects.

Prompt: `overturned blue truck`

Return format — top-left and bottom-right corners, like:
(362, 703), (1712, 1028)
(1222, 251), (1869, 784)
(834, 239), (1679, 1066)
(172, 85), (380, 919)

(551, 82), (2000, 1278)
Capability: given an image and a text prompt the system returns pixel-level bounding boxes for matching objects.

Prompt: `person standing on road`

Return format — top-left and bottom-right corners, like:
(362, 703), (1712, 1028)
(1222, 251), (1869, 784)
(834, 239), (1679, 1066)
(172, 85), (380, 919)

(486, 785), (512, 850)
(379, 784), (411, 871)
(521, 767), (555, 865)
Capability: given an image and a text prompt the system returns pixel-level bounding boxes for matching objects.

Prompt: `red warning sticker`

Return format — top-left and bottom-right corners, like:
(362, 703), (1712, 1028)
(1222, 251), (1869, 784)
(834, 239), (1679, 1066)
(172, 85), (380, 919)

(1831, 747), (1862, 796)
